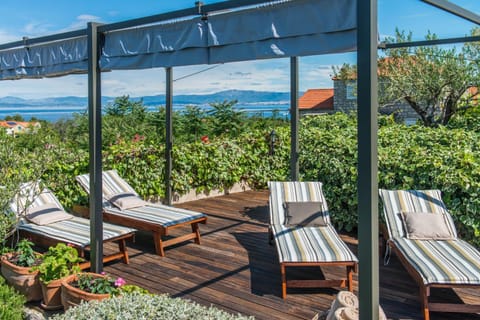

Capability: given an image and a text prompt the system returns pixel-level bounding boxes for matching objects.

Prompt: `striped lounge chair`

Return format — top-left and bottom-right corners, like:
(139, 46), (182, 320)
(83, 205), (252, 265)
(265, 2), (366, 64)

(379, 189), (480, 320)
(268, 181), (358, 299)
(10, 183), (135, 268)
(76, 170), (207, 256)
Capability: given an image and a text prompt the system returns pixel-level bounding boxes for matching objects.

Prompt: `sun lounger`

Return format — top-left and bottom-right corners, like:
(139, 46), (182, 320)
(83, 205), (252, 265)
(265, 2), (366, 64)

(76, 170), (207, 256)
(10, 183), (135, 268)
(379, 189), (480, 320)
(268, 181), (358, 298)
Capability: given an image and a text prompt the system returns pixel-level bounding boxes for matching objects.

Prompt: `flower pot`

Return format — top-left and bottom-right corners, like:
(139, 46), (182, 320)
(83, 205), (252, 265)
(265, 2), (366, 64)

(40, 278), (64, 310)
(61, 273), (110, 310)
(1, 254), (42, 302)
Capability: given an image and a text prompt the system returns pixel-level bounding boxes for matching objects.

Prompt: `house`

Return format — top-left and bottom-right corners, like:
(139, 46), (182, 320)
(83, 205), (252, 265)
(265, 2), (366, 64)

(299, 89), (334, 115)
(0, 121), (41, 135)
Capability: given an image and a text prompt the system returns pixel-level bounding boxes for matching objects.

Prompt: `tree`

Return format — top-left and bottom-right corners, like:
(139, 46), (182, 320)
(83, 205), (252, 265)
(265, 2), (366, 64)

(380, 29), (480, 127)
(208, 100), (246, 137)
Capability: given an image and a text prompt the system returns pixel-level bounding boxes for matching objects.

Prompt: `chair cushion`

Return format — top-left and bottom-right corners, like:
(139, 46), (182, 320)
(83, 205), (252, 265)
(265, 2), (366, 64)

(283, 201), (327, 227)
(401, 211), (456, 240)
(25, 203), (73, 225)
(107, 192), (147, 210)
(393, 237), (480, 285)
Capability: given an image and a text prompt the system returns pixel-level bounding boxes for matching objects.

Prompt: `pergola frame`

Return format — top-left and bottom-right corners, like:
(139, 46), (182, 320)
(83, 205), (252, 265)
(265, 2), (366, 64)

(0, 1), (478, 319)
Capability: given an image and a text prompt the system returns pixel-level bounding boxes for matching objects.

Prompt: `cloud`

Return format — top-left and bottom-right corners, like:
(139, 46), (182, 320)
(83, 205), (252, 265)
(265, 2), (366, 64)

(23, 21), (54, 37)
(66, 15), (102, 31)
(0, 29), (19, 44)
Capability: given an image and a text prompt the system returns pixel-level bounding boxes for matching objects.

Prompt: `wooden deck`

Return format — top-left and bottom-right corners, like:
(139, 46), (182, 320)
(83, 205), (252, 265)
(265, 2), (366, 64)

(99, 190), (480, 320)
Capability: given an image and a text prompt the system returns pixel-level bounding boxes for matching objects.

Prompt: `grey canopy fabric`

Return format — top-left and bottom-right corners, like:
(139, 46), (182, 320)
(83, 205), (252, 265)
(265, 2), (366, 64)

(0, 0), (357, 78)
(0, 37), (88, 80)
(101, 0), (357, 70)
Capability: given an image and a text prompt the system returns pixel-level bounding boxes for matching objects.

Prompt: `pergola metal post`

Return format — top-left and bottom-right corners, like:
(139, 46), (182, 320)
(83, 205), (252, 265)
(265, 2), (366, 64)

(87, 22), (103, 273)
(290, 56), (299, 181)
(357, 0), (379, 319)
(165, 67), (173, 205)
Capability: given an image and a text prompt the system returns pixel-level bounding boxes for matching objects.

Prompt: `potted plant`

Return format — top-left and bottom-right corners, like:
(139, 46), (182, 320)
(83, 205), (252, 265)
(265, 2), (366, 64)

(33, 243), (83, 310)
(61, 272), (126, 310)
(1, 239), (43, 301)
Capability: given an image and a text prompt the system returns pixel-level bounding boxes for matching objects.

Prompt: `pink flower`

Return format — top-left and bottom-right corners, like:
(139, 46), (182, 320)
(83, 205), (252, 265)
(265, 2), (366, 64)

(100, 272), (106, 275)
(114, 277), (126, 287)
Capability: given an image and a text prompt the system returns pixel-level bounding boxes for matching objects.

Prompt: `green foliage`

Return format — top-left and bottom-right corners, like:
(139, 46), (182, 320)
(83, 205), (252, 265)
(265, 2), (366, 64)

(33, 243), (83, 283)
(74, 273), (125, 295)
(10, 239), (39, 267)
(53, 293), (254, 320)
(0, 276), (26, 320)
(208, 100), (247, 137)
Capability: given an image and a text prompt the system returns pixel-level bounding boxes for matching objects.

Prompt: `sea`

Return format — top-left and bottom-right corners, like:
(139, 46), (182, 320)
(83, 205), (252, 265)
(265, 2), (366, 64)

(0, 102), (291, 123)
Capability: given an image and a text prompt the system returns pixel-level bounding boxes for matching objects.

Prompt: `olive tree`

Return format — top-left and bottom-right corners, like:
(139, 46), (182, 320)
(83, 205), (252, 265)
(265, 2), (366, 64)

(380, 28), (480, 127)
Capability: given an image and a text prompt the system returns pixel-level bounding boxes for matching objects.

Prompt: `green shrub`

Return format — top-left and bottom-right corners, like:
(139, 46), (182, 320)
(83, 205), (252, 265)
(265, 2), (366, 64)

(0, 276), (26, 320)
(53, 293), (254, 320)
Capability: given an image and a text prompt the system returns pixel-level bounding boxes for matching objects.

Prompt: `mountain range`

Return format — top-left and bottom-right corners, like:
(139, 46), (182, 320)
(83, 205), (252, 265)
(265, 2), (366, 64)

(0, 90), (293, 107)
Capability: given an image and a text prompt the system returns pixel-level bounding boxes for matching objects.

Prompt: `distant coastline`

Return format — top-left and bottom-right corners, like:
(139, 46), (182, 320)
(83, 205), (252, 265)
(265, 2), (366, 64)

(0, 89), (293, 122)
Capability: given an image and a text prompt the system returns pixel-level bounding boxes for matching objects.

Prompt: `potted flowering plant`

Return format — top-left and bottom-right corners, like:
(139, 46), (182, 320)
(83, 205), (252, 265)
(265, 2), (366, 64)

(33, 243), (83, 310)
(61, 272), (126, 310)
(1, 239), (43, 301)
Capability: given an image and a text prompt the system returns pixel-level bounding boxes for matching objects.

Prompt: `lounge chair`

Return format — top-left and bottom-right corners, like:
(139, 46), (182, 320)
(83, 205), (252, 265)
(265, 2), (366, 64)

(379, 189), (480, 320)
(10, 182), (135, 268)
(76, 170), (207, 256)
(268, 181), (358, 299)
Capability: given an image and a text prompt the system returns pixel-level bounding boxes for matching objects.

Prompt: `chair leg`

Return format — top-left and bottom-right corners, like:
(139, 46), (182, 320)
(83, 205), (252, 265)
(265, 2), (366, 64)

(192, 223), (201, 245)
(347, 266), (354, 292)
(281, 264), (287, 299)
(153, 231), (165, 257)
(118, 239), (129, 264)
(420, 286), (430, 320)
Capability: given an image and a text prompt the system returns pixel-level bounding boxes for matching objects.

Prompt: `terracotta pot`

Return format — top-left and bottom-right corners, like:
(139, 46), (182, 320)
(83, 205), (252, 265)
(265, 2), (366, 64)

(1, 254), (42, 302)
(40, 278), (64, 310)
(61, 273), (110, 310)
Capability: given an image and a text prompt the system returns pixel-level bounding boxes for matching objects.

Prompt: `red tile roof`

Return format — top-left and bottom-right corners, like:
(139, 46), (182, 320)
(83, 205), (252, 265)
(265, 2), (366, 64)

(299, 89), (334, 110)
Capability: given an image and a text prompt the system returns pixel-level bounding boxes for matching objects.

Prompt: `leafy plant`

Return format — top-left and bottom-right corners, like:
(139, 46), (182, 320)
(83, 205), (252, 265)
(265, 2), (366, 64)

(33, 243), (83, 283)
(74, 273), (125, 295)
(6, 239), (41, 268)
(52, 293), (254, 320)
(0, 276), (26, 320)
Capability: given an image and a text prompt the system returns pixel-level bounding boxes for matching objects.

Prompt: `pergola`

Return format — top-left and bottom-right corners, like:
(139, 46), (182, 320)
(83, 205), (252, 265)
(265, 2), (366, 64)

(0, 1), (478, 319)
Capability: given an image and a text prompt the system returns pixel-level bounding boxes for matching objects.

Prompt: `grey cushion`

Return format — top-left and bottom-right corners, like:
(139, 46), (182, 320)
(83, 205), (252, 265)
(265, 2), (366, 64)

(401, 211), (456, 240)
(107, 192), (147, 210)
(283, 201), (327, 227)
(26, 203), (73, 225)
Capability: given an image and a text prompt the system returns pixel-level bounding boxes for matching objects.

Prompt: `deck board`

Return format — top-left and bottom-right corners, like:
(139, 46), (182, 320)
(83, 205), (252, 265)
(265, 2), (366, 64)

(101, 190), (480, 320)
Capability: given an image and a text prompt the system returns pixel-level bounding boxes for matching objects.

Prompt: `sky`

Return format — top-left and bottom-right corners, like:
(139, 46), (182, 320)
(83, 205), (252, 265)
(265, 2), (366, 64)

(0, 0), (477, 99)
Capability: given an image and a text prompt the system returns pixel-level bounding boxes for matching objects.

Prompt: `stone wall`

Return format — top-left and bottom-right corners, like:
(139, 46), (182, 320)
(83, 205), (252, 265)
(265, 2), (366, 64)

(333, 79), (420, 123)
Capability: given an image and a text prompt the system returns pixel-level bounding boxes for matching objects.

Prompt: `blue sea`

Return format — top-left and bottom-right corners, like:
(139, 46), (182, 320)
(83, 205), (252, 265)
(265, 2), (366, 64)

(0, 102), (291, 123)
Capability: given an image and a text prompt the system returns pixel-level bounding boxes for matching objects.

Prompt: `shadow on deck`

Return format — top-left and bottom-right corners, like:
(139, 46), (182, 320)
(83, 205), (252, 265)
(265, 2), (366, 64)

(100, 190), (480, 320)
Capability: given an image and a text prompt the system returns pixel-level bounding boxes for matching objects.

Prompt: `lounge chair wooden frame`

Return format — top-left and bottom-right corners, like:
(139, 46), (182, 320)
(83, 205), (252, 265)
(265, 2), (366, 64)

(74, 205), (206, 257)
(380, 189), (480, 320)
(268, 181), (358, 299)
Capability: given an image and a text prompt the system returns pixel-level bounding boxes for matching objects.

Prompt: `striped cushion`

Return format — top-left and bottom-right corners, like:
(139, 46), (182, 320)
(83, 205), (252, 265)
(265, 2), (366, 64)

(10, 184), (135, 248)
(271, 224), (358, 263)
(104, 203), (206, 227)
(268, 181), (331, 226)
(393, 237), (480, 285)
(10, 183), (64, 216)
(76, 170), (206, 227)
(379, 189), (457, 239)
(18, 215), (135, 248)
(269, 181), (357, 264)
